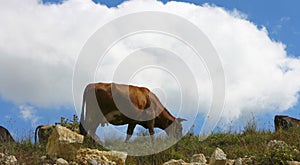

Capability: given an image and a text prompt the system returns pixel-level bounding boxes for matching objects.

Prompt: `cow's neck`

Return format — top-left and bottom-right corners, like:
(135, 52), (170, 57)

(156, 108), (176, 131)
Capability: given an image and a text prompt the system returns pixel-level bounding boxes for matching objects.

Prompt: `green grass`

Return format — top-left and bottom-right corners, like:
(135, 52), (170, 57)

(124, 128), (300, 165)
(1, 119), (299, 164)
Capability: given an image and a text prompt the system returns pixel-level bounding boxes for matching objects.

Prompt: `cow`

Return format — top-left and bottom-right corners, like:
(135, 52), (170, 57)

(79, 82), (186, 142)
(274, 115), (300, 131)
(0, 126), (15, 143)
(34, 124), (54, 145)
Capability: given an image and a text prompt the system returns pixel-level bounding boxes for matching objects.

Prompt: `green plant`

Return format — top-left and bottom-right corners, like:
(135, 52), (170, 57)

(59, 115), (79, 133)
(1, 115), (299, 164)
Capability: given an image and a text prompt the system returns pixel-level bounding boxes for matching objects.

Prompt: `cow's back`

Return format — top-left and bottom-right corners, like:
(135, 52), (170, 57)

(275, 115), (300, 131)
(91, 83), (151, 113)
(85, 82), (157, 123)
(0, 126), (14, 143)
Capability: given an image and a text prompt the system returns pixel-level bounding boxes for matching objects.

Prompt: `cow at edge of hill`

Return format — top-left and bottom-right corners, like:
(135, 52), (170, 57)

(79, 82), (186, 142)
(274, 115), (300, 131)
(34, 124), (54, 145)
(0, 126), (15, 143)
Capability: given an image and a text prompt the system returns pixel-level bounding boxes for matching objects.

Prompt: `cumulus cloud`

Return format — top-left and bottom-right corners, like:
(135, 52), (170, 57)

(19, 104), (40, 126)
(0, 0), (299, 127)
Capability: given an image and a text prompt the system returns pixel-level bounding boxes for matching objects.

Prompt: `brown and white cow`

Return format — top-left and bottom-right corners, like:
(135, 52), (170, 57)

(0, 126), (14, 143)
(34, 124), (54, 145)
(79, 82), (186, 142)
(274, 115), (300, 131)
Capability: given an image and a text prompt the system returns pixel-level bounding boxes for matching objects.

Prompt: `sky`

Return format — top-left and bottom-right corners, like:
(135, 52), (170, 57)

(0, 0), (300, 141)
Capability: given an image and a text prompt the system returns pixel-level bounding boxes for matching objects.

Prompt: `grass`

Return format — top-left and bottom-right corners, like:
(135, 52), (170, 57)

(1, 117), (300, 165)
(124, 128), (300, 165)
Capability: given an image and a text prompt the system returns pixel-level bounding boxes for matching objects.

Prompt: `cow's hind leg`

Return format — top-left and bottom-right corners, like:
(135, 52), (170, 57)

(125, 123), (136, 142)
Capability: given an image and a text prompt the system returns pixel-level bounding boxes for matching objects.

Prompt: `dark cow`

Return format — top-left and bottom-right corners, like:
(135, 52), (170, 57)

(0, 126), (14, 143)
(79, 82), (186, 142)
(274, 115), (300, 131)
(34, 124), (54, 145)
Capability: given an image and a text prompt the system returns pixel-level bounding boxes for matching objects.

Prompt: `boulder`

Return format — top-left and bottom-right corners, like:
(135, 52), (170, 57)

(46, 125), (84, 160)
(87, 159), (98, 165)
(76, 148), (127, 165)
(209, 147), (227, 165)
(241, 156), (255, 164)
(234, 158), (242, 165)
(267, 140), (288, 150)
(0, 153), (17, 165)
(191, 154), (206, 164)
(225, 159), (235, 165)
(287, 161), (300, 165)
(163, 159), (189, 165)
(56, 158), (69, 165)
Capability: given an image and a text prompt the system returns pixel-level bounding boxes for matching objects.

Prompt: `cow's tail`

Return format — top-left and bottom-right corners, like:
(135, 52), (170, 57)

(80, 85), (89, 135)
(81, 85), (89, 123)
(34, 125), (43, 145)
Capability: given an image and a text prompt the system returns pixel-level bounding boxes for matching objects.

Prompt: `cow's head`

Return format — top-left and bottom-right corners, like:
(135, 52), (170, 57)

(275, 115), (293, 131)
(166, 118), (187, 139)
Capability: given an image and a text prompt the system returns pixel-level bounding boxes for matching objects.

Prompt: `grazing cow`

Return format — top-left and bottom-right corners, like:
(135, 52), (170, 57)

(0, 126), (14, 143)
(274, 115), (300, 131)
(79, 82), (186, 142)
(34, 124), (54, 145)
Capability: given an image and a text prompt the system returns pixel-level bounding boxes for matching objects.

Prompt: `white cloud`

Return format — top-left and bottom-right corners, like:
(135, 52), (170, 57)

(19, 104), (40, 126)
(0, 0), (299, 126)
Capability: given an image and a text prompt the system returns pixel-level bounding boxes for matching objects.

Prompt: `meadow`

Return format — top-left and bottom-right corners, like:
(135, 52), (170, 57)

(0, 117), (299, 165)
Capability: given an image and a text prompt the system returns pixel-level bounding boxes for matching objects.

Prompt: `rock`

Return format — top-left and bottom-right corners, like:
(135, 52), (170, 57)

(225, 159), (234, 165)
(287, 161), (300, 165)
(190, 163), (206, 165)
(40, 155), (47, 161)
(209, 148), (227, 165)
(69, 161), (79, 165)
(46, 125), (84, 160)
(87, 159), (98, 165)
(76, 148), (127, 165)
(56, 158), (69, 165)
(234, 158), (242, 165)
(163, 159), (189, 165)
(267, 140), (288, 150)
(0, 153), (17, 165)
(293, 148), (300, 155)
(191, 154), (206, 164)
(241, 156), (255, 164)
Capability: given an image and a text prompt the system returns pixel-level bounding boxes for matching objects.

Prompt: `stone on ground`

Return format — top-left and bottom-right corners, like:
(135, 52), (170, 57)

(163, 159), (189, 165)
(46, 125), (84, 160)
(191, 153), (206, 164)
(76, 148), (127, 165)
(0, 153), (17, 165)
(209, 147), (227, 165)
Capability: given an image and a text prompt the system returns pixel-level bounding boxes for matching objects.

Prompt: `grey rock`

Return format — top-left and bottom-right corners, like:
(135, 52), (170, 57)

(46, 125), (84, 160)
(56, 158), (69, 165)
(209, 147), (227, 165)
(287, 161), (300, 165)
(163, 159), (189, 165)
(76, 148), (127, 165)
(0, 153), (17, 165)
(191, 154), (206, 164)
(234, 158), (242, 165)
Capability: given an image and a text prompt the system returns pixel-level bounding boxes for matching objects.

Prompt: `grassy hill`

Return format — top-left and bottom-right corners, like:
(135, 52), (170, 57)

(0, 118), (299, 164)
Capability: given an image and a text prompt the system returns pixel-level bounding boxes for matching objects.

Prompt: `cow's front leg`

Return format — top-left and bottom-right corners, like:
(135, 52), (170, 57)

(147, 120), (155, 142)
(147, 119), (155, 154)
(125, 123), (136, 143)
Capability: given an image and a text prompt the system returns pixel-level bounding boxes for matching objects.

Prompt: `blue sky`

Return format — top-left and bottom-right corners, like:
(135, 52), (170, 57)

(1, 0), (300, 140)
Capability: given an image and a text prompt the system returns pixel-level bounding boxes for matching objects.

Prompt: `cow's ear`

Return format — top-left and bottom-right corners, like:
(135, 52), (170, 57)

(176, 118), (187, 123)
